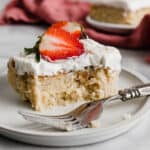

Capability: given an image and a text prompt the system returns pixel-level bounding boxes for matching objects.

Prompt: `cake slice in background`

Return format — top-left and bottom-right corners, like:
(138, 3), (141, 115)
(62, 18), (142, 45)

(7, 21), (121, 111)
(90, 0), (150, 26)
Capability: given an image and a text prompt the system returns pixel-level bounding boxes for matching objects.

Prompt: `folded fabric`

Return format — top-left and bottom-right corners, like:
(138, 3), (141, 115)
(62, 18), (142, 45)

(0, 0), (90, 24)
(0, 0), (150, 61)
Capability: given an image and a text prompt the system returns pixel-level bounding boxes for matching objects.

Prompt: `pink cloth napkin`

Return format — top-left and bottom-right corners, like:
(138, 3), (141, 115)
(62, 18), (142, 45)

(0, 0), (90, 24)
(0, 0), (150, 63)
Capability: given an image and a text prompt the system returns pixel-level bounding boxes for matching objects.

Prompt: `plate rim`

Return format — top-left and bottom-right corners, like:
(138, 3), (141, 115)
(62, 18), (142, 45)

(86, 15), (136, 30)
(0, 67), (150, 138)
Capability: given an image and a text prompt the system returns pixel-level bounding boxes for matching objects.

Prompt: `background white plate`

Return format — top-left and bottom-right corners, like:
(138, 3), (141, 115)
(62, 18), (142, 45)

(0, 59), (149, 146)
(86, 16), (136, 34)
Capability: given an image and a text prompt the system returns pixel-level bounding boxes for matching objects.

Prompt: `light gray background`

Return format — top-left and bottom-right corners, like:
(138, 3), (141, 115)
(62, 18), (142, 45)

(0, 0), (150, 149)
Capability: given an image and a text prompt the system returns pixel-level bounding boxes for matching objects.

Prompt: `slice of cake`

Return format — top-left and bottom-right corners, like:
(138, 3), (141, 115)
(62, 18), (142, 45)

(90, 0), (150, 26)
(8, 21), (121, 111)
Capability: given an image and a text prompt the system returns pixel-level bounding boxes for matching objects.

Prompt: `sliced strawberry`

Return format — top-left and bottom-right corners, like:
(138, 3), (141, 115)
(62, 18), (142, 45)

(39, 28), (84, 61)
(49, 21), (82, 39)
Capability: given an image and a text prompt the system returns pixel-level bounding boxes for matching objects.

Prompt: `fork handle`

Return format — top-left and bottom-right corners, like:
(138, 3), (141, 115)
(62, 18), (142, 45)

(119, 83), (150, 102)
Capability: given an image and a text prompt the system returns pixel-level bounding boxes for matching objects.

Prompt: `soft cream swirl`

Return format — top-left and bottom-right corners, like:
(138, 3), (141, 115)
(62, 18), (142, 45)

(10, 38), (121, 75)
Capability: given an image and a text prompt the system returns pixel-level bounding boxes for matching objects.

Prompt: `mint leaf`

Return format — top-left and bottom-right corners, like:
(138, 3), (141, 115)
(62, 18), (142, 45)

(24, 36), (42, 62)
(24, 47), (35, 55)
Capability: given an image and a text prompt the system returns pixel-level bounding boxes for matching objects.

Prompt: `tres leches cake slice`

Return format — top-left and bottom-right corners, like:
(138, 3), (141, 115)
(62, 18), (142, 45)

(8, 21), (121, 111)
(90, 0), (150, 26)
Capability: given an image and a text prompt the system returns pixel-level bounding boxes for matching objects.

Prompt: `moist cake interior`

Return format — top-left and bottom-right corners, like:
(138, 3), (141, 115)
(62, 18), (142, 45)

(8, 60), (119, 111)
(90, 0), (150, 26)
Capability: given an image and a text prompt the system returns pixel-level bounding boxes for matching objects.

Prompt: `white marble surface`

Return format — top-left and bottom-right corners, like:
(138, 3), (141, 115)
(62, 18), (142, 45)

(0, 1), (150, 150)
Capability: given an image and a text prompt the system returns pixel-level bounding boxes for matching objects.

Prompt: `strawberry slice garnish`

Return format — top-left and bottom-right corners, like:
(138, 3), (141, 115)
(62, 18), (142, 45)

(49, 21), (82, 39)
(39, 27), (84, 61)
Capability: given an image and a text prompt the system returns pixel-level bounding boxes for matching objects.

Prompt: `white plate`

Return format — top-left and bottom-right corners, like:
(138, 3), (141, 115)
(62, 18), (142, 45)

(0, 60), (149, 146)
(86, 16), (136, 34)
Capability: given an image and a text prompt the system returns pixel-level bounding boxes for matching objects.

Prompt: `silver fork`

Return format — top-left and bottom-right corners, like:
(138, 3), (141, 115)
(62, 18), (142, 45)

(19, 83), (150, 131)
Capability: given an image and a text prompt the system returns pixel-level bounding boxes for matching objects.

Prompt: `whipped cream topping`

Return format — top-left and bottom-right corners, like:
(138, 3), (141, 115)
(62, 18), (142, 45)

(90, 0), (150, 11)
(11, 38), (121, 76)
